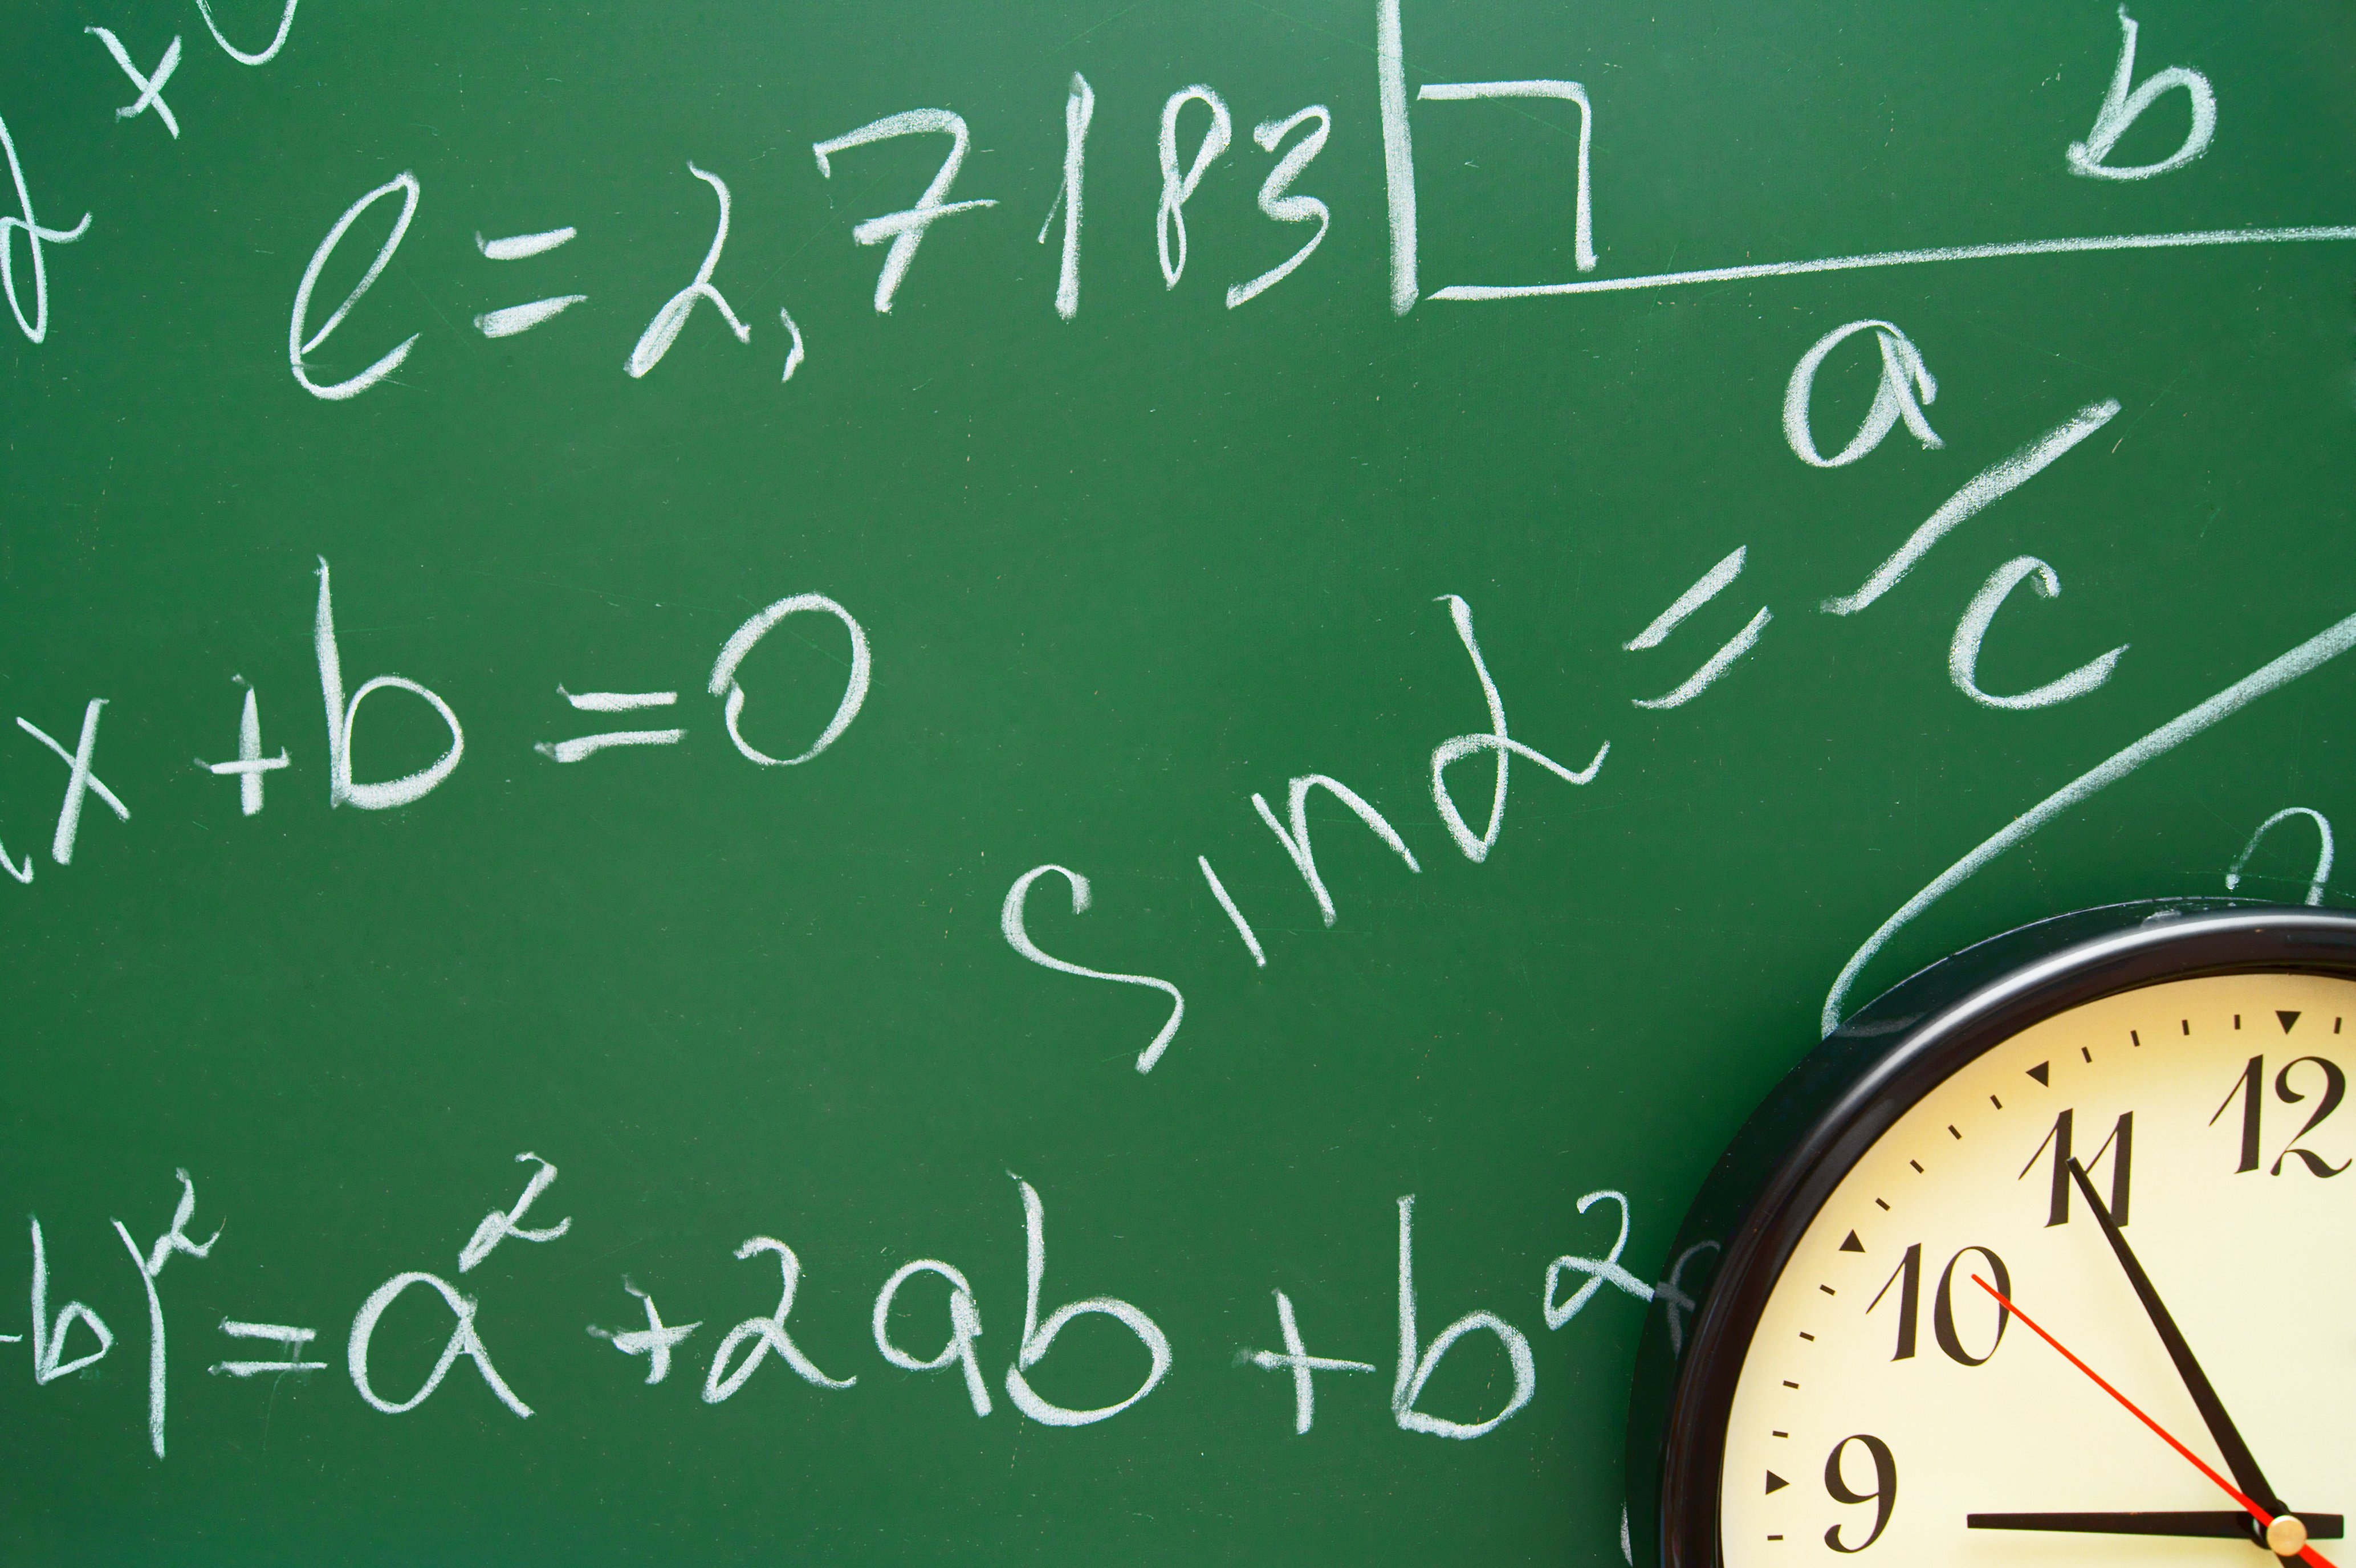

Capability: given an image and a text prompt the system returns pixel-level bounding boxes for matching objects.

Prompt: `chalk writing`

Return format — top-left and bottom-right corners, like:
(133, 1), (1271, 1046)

(589, 1281), (700, 1385)
(30, 1217), (114, 1383)
(1227, 107), (1332, 309)
(10, 1167), (1651, 1457)
(1393, 1194), (1534, 1439)
(109, 1171), (219, 1457)
(2227, 808), (2336, 907)
(0, 111), (92, 345)
(6, 0), (2329, 404)
(1249, 1290), (1375, 1434)
(1003, 865), (1186, 1073)
(210, 1321), (327, 1379)
(1783, 320), (1943, 470)
(289, 173), (418, 401)
(813, 110), (995, 313)
(1947, 557), (2127, 711)
(349, 1270), (534, 1418)
(17, 701), (127, 865)
(1039, 74), (1094, 319)
(703, 1237), (856, 1401)
(198, 678), (290, 816)
(626, 164), (749, 378)
(194, 0), (299, 66)
(2067, 7), (2216, 182)
(86, 28), (182, 140)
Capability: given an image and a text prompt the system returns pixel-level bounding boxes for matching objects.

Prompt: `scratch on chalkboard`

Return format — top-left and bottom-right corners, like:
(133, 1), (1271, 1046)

(399, 269), (453, 334)
(1045, 0), (1155, 56)
(2101, 361), (2194, 451)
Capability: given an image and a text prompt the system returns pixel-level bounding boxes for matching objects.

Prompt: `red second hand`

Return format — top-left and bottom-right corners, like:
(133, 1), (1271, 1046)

(1971, 1274), (2336, 1568)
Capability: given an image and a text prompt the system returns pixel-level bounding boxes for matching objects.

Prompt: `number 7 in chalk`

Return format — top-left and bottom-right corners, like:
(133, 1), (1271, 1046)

(813, 110), (998, 313)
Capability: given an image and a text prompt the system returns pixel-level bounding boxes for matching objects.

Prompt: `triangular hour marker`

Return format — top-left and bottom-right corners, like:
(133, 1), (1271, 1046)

(1766, 1471), (1789, 1494)
(1839, 1231), (1864, 1253)
(2027, 1062), (2050, 1085)
(2280, 1011), (2302, 1034)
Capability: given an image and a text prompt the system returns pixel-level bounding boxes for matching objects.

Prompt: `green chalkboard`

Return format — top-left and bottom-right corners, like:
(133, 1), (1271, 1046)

(3, 1), (2353, 1562)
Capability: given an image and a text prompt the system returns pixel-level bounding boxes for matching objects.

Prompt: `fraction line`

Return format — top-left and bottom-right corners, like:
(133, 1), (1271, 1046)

(1431, 225), (2356, 302)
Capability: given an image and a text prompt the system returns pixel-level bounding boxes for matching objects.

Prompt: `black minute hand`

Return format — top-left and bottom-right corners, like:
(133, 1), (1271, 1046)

(2064, 1158), (2286, 1518)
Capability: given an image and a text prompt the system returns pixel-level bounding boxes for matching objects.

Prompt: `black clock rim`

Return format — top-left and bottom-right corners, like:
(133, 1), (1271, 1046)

(1636, 899), (2356, 1568)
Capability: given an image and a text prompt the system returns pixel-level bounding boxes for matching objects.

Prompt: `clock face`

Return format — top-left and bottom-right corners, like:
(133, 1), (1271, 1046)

(1719, 970), (2356, 1566)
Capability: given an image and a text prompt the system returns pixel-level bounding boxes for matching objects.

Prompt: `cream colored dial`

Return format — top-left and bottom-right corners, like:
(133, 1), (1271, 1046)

(1722, 972), (2356, 1566)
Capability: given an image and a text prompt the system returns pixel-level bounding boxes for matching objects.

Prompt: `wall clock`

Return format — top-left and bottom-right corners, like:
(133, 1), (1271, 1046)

(1628, 901), (2356, 1567)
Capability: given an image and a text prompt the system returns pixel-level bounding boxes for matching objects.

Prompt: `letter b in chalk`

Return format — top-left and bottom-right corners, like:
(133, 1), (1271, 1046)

(312, 557), (464, 810)
(1002, 1175), (1171, 1426)
(2067, 7), (2216, 182)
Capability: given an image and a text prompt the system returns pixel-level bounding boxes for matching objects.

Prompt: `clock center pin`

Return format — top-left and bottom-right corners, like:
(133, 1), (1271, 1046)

(2269, 1516), (2310, 1557)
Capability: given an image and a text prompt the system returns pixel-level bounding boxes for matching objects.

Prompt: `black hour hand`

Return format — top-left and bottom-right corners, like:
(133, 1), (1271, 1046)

(1969, 1511), (2344, 1539)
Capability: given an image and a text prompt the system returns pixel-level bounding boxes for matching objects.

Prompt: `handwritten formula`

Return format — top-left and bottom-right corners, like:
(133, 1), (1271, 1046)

(3, 1), (2353, 1563)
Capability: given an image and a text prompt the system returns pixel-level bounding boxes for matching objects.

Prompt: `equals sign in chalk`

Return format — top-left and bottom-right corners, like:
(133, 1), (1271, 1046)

(475, 226), (585, 338)
(538, 687), (686, 763)
(209, 1319), (328, 1377)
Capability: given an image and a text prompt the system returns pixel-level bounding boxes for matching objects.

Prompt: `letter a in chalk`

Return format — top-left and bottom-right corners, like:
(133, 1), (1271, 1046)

(1783, 319), (1943, 469)
(348, 1271), (532, 1417)
(873, 1259), (991, 1416)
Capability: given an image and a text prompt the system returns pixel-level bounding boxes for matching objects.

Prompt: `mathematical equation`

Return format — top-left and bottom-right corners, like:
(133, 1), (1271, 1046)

(21, 1157), (1681, 1459)
(2, 557), (869, 869)
(7, 301), (2346, 1068)
(6, 2), (2351, 393)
